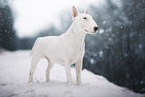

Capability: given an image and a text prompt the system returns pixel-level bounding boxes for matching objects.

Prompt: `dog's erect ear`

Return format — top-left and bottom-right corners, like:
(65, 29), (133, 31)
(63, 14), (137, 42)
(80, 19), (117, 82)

(85, 8), (89, 14)
(72, 6), (78, 18)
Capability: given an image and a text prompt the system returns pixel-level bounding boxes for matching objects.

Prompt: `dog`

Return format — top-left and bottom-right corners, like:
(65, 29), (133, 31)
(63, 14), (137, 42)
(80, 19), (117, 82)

(28, 6), (98, 85)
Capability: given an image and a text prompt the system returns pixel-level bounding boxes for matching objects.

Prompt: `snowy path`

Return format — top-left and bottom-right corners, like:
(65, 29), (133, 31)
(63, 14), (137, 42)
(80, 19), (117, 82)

(0, 50), (144, 97)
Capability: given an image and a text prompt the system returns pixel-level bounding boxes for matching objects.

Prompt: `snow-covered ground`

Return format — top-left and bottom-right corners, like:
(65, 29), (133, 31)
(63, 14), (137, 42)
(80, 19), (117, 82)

(0, 50), (144, 97)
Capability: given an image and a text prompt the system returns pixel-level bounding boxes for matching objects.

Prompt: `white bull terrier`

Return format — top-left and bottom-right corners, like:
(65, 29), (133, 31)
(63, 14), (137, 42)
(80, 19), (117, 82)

(29, 6), (98, 85)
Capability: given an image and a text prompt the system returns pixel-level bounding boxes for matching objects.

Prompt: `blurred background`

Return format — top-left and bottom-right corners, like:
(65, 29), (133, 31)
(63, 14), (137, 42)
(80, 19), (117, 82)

(0, 0), (145, 94)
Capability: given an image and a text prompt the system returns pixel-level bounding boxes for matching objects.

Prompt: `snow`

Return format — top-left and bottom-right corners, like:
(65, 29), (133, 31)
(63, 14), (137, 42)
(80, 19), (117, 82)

(0, 50), (144, 97)
(99, 50), (103, 57)
(99, 29), (104, 34)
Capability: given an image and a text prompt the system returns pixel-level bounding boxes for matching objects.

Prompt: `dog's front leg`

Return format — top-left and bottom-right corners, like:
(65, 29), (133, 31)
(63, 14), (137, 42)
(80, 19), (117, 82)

(64, 62), (72, 84)
(75, 59), (82, 85)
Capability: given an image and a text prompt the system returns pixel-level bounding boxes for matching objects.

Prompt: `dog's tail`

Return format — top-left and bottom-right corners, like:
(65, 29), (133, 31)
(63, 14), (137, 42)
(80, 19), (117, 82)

(29, 38), (40, 57)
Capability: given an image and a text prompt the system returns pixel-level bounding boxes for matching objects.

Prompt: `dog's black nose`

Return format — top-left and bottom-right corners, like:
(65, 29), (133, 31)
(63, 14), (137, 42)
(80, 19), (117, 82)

(94, 26), (98, 32)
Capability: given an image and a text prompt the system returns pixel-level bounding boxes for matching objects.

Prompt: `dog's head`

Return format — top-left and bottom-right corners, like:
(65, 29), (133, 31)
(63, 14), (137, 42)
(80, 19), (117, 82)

(72, 6), (98, 34)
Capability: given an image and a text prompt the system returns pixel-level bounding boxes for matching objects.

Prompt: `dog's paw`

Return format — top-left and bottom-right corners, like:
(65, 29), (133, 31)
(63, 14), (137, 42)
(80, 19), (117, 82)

(46, 79), (50, 82)
(28, 80), (32, 83)
(77, 81), (81, 86)
(67, 81), (73, 85)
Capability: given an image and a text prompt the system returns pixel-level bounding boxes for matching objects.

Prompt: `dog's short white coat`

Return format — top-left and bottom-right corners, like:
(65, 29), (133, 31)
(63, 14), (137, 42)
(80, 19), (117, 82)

(29, 6), (98, 85)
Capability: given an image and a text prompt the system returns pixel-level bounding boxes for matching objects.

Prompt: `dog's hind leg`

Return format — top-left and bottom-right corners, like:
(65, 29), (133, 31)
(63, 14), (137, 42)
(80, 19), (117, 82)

(46, 58), (53, 82)
(28, 54), (41, 83)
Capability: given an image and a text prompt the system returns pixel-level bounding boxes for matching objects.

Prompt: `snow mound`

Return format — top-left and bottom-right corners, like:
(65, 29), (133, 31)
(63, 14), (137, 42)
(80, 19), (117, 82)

(0, 50), (144, 97)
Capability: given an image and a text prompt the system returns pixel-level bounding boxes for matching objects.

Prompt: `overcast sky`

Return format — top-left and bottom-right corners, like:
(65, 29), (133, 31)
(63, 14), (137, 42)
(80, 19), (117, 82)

(9, 0), (106, 37)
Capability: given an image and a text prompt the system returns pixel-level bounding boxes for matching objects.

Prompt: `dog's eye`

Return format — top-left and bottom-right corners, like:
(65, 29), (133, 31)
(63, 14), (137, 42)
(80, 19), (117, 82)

(83, 17), (87, 19)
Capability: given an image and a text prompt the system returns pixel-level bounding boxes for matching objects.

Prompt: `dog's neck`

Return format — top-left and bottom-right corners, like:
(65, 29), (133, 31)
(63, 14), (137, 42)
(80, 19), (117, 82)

(64, 22), (86, 43)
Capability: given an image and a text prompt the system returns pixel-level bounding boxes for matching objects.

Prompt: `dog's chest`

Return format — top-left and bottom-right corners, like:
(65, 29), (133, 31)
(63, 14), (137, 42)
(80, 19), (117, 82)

(69, 42), (85, 64)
